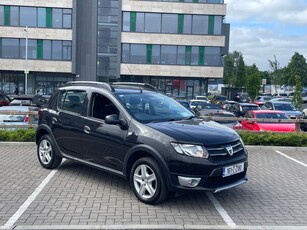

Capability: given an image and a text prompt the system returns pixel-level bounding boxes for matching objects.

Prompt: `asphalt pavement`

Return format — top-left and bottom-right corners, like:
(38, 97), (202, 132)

(0, 143), (307, 230)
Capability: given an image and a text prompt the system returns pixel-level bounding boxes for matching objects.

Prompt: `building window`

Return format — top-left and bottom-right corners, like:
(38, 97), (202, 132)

(37, 8), (46, 27)
(136, 12), (145, 32)
(52, 8), (62, 28)
(62, 41), (72, 60)
(192, 15), (208, 34)
(52, 40), (62, 60)
(130, 12), (136, 32)
(20, 39), (37, 59)
(191, 46), (199, 65)
(63, 9), (72, 28)
(152, 45), (160, 64)
(43, 40), (52, 59)
(162, 14), (178, 33)
(0, 6), (4, 25)
(145, 13), (161, 32)
(4, 6), (10, 26)
(20, 7), (37, 27)
(121, 44), (130, 63)
(130, 44), (146, 63)
(10, 6), (19, 26)
(46, 8), (52, 28)
(205, 47), (221, 66)
(214, 16), (222, 35)
(177, 46), (185, 65)
(122, 12), (130, 31)
(161, 45), (176, 64)
(2, 38), (19, 58)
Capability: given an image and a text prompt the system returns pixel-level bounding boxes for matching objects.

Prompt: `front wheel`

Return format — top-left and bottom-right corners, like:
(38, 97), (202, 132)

(130, 157), (168, 205)
(37, 135), (62, 169)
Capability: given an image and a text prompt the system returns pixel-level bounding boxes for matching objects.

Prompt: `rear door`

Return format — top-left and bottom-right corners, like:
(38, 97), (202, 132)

(51, 89), (87, 158)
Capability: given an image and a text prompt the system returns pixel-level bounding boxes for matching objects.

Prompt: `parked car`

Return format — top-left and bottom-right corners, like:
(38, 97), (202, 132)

(189, 99), (209, 109)
(263, 101), (302, 119)
(270, 97), (292, 102)
(9, 95), (48, 108)
(210, 95), (228, 105)
(228, 103), (261, 117)
(36, 81), (248, 205)
(0, 106), (38, 129)
(202, 110), (242, 130)
(0, 92), (11, 106)
(254, 95), (273, 102)
(288, 91), (307, 103)
(194, 95), (209, 102)
(194, 103), (223, 116)
(241, 110), (295, 132)
(222, 100), (239, 110)
(176, 99), (193, 112)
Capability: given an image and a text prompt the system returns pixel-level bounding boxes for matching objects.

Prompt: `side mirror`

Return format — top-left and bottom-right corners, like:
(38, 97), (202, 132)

(105, 114), (128, 129)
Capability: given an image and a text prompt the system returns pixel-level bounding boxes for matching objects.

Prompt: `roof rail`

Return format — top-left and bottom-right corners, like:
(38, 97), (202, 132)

(64, 81), (113, 91)
(111, 82), (159, 92)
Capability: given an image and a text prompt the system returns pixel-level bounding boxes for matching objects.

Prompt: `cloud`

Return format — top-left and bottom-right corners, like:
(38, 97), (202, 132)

(225, 0), (307, 70)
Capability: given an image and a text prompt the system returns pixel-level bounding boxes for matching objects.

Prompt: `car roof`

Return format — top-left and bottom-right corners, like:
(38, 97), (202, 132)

(239, 103), (258, 106)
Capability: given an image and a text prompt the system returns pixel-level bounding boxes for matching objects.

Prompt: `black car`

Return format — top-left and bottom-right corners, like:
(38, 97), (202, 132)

(36, 81), (248, 204)
(229, 103), (260, 117)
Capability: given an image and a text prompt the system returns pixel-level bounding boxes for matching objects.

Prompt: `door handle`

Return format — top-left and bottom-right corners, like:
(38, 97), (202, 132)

(84, 126), (91, 134)
(52, 117), (57, 124)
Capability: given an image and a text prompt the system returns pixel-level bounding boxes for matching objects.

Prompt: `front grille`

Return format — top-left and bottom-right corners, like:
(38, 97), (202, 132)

(206, 140), (244, 158)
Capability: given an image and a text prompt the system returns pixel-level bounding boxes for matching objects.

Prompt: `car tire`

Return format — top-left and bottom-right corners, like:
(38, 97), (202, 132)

(37, 135), (62, 169)
(130, 157), (169, 205)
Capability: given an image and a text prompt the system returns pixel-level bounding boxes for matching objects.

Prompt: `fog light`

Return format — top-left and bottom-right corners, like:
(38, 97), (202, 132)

(178, 176), (201, 188)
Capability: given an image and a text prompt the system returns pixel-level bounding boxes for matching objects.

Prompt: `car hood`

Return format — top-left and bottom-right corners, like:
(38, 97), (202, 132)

(146, 119), (239, 145)
(257, 123), (295, 132)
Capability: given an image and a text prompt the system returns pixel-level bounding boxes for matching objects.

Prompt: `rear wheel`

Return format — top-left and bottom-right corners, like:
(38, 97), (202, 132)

(130, 157), (168, 205)
(37, 135), (62, 169)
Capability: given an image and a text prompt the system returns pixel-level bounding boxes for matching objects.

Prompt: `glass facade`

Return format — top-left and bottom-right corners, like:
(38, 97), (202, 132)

(0, 5), (72, 29)
(122, 43), (222, 66)
(0, 38), (72, 61)
(142, 0), (224, 3)
(123, 12), (223, 35)
(97, 0), (120, 82)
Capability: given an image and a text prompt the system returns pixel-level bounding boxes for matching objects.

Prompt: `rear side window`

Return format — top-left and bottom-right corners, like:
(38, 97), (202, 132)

(58, 90), (86, 114)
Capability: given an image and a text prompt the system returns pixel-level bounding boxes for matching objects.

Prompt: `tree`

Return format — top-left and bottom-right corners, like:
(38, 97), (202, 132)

(285, 52), (307, 87)
(223, 51), (246, 88)
(268, 55), (282, 91)
(292, 75), (303, 110)
(245, 64), (261, 100)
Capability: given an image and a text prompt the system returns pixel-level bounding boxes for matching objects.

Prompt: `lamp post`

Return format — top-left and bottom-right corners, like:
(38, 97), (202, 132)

(24, 26), (28, 95)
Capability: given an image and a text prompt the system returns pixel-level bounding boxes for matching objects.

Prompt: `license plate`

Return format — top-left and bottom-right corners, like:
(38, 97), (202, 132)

(223, 162), (244, 177)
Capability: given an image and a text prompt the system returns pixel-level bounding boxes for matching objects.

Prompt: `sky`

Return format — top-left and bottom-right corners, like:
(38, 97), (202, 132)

(224, 0), (307, 71)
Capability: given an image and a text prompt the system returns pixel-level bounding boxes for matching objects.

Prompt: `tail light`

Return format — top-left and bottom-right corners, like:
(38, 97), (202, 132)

(24, 114), (29, 122)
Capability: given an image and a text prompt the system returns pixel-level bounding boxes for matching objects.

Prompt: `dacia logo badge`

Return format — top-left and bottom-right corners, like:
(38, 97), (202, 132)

(225, 146), (234, 156)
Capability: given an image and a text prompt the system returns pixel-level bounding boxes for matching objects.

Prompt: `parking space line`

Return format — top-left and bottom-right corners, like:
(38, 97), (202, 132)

(206, 192), (236, 227)
(276, 150), (307, 168)
(2, 169), (58, 229)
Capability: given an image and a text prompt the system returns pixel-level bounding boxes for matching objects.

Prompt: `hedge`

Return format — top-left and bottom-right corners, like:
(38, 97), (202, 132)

(0, 129), (306, 147)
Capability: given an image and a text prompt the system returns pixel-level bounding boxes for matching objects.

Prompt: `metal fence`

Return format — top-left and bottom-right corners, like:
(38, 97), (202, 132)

(0, 109), (38, 129)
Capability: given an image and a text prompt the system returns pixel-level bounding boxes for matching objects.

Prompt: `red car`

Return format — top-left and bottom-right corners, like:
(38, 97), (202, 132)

(0, 92), (11, 106)
(241, 110), (295, 132)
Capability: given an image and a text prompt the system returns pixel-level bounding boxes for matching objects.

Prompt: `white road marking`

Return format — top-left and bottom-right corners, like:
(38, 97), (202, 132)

(3, 169), (58, 229)
(206, 192), (236, 227)
(276, 150), (307, 168)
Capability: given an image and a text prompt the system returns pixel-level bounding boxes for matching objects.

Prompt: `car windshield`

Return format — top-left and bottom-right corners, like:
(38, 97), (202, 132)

(190, 101), (208, 107)
(115, 92), (193, 123)
(200, 104), (221, 110)
(274, 103), (295, 111)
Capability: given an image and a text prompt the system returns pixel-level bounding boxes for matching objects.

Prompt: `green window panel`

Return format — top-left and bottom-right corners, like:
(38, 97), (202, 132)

(193, 0), (199, 2)
(130, 12), (136, 32)
(37, 39), (43, 59)
(185, 46), (191, 65)
(46, 8), (52, 28)
(178, 14), (184, 34)
(4, 6), (10, 26)
(199, 46), (204, 65)
(146, 44), (152, 64)
(209, 15), (214, 35)
(179, 0), (184, 2)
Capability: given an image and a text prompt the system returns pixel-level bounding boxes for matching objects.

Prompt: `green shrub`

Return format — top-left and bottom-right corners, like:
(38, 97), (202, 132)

(237, 131), (307, 147)
(0, 129), (35, 142)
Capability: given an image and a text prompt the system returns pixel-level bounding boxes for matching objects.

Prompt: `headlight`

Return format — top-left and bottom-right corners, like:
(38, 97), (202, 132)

(171, 143), (209, 158)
